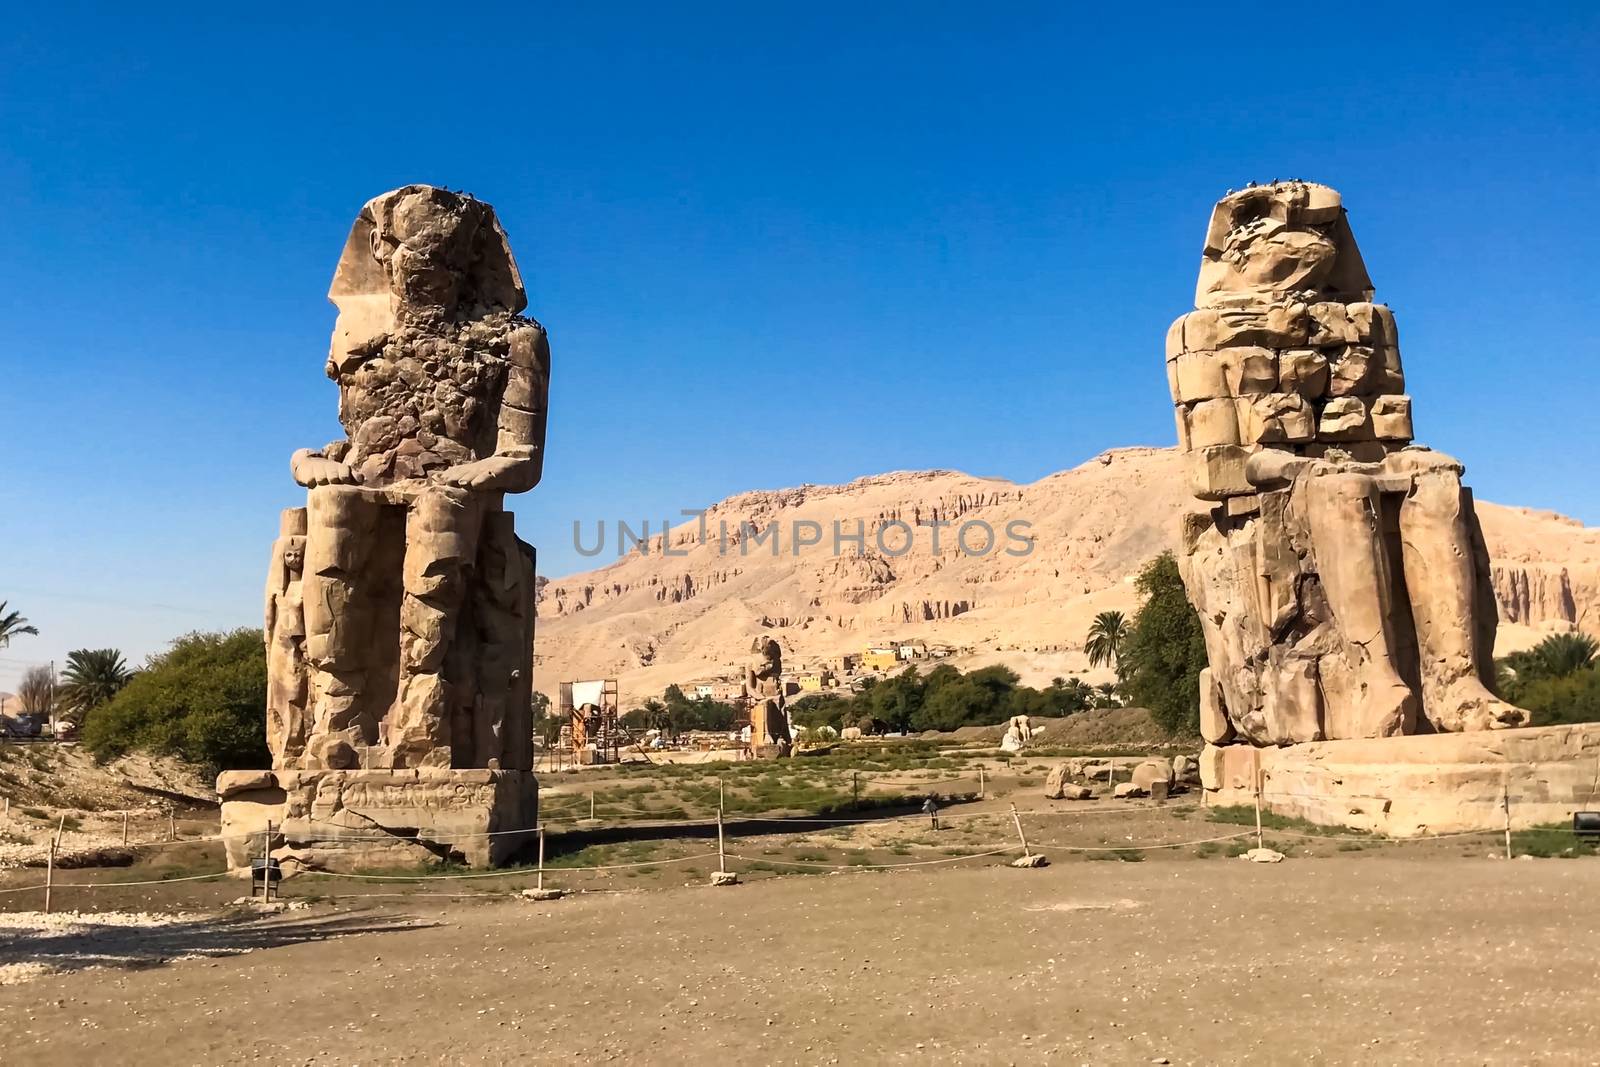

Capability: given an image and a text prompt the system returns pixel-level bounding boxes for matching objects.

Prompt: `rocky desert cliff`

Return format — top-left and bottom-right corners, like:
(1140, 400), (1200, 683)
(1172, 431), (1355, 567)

(536, 446), (1600, 705)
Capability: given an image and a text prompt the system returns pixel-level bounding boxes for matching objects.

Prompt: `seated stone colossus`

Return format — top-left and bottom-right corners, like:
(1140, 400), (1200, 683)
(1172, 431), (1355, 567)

(1166, 181), (1526, 747)
(267, 184), (549, 773)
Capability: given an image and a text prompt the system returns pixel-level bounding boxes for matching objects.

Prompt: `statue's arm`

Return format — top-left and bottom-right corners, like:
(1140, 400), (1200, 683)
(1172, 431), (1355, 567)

(290, 447), (357, 488)
(441, 323), (550, 494)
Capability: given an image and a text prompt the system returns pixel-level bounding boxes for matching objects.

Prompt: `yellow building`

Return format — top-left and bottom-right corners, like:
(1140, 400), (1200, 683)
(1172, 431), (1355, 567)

(861, 645), (899, 672)
(796, 669), (835, 692)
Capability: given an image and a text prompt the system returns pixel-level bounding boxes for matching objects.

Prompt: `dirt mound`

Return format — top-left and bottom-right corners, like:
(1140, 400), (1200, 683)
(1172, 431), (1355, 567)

(0, 746), (212, 811)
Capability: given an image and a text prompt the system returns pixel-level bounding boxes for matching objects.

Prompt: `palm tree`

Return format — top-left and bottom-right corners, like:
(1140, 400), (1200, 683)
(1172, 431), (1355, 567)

(639, 698), (671, 738)
(1529, 632), (1599, 678)
(58, 648), (133, 717)
(0, 602), (39, 648)
(1500, 632), (1600, 697)
(1084, 610), (1130, 678)
(1092, 681), (1122, 709)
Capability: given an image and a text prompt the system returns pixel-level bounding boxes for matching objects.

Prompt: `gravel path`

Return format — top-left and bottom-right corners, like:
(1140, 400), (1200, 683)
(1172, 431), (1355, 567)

(0, 854), (1594, 1063)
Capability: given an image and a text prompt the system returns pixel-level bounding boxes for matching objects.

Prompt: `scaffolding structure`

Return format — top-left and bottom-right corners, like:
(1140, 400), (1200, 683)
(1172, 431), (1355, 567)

(557, 679), (621, 765)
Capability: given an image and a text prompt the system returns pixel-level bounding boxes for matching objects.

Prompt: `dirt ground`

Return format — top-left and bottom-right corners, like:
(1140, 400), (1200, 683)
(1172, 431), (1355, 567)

(1, 853), (1596, 1064)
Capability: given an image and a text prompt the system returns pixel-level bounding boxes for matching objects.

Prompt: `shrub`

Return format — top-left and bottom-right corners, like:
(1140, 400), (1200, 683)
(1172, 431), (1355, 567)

(82, 629), (268, 772)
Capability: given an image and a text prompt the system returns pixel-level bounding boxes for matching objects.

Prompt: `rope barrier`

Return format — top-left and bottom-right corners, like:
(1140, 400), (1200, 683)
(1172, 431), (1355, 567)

(725, 845), (1020, 870)
(1026, 830), (1257, 852)
(56, 870), (232, 888)
(300, 851), (721, 882)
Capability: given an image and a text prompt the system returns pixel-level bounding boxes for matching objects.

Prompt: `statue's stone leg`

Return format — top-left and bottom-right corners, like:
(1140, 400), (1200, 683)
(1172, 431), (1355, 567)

(1300, 472), (1417, 737)
(1398, 464), (1528, 731)
(265, 508), (309, 768)
(301, 486), (384, 769)
(393, 486), (483, 767)
(467, 511), (533, 769)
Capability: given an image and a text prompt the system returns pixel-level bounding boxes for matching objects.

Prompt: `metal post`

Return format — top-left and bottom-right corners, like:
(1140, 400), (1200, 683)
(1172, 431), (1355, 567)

(978, 765), (985, 800)
(1503, 782), (1513, 860)
(45, 814), (64, 914)
(1254, 767), (1265, 852)
(1009, 803), (1032, 858)
(168, 807), (176, 842)
(589, 791), (595, 821)
(537, 825), (546, 892)
(122, 811), (129, 846)
(717, 799), (727, 874)
(852, 771), (859, 807)
(719, 776), (725, 814)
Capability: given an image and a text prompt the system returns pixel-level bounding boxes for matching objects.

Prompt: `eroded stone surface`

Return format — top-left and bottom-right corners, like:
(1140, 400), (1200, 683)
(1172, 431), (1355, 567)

(1168, 183), (1526, 749)
(227, 186), (546, 868)
(747, 638), (792, 755)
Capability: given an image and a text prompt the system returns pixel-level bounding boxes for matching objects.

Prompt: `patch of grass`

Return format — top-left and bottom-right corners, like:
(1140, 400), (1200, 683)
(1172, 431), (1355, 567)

(1085, 848), (1144, 862)
(1192, 841), (1222, 858)
(19, 807), (47, 820)
(1206, 805), (1360, 836)
(1224, 842), (1250, 858)
(1336, 841), (1367, 852)
(1511, 823), (1599, 859)
(59, 815), (82, 832)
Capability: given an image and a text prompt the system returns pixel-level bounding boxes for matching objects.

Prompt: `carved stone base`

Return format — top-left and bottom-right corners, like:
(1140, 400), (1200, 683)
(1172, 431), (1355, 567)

(1201, 724), (1600, 836)
(217, 768), (538, 872)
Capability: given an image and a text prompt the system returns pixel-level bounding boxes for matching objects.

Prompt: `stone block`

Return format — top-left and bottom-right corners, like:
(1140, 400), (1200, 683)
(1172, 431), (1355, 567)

(219, 768), (539, 872)
(1224, 493), (1260, 518)
(1327, 345), (1381, 397)
(1223, 347), (1279, 396)
(1183, 398), (1242, 448)
(1371, 395), (1414, 440)
(1166, 316), (1186, 360)
(1375, 345), (1405, 393)
(1236, 393), (1314, 444)
(1199, 668), (1233, 744)
(1188, 445), (1254, 501)
(1172, 351), (1229, 402)
(1131, 759), (1175, 793)
(1317, 397), (1372, 440)
(1182, 304), (1307, 351)
(1278, 349), (1329, 397)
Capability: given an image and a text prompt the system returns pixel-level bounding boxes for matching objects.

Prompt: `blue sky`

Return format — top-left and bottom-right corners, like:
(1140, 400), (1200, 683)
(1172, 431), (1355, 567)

(2, 3), (1597, 686)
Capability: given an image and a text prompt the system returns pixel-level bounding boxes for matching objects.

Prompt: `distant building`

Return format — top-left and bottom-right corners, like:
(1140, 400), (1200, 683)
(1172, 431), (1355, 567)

(862, 644), (899, 672)
(834, 653), (862, 675)
(896, 639), (928, 661)
(796, 669), (834, 693)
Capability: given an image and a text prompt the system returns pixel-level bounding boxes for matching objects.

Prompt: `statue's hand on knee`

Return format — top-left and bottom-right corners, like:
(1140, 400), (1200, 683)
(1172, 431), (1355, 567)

(440, 448), (539, 493)
(291, 448), (358, 488)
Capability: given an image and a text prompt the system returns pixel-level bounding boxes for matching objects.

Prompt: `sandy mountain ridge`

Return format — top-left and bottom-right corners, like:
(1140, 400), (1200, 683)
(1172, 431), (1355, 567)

(535, 446), (1600, 706)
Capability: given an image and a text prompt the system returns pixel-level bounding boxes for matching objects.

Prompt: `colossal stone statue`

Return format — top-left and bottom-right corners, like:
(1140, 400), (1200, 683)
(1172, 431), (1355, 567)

(1167, 181), (1525, 748)
(220, 186), (546, 869)
(747, 637), (792, 756)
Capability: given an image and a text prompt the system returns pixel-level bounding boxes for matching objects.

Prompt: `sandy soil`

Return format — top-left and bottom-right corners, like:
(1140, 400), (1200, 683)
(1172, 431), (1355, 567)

(0, 854), (1595, 1064)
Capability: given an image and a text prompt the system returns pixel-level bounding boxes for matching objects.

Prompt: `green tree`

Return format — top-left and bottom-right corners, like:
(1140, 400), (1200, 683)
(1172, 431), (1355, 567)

(0, 602), (39, 648)
(1084, 610), (1130, 679)
(1501, 632), (1600, 700)
(869, 666), (924, 734)
(58, 648), (133, 720)
(81, 629), (268, 772)
(1518, 668), (1600, 727)
(1119, 552), (1209, 735)
(1051, 676), (1094, 714)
